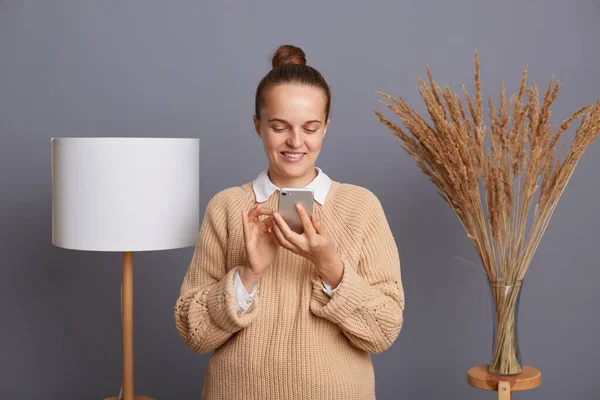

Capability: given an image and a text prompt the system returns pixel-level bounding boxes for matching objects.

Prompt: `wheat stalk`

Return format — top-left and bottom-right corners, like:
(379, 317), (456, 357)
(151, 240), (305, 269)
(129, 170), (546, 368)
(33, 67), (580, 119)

(374, 51), (600, 374)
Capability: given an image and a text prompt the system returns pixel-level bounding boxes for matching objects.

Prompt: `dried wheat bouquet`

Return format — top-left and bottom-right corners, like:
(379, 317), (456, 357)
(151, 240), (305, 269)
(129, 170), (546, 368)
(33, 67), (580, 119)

(374, 51), (600, 375)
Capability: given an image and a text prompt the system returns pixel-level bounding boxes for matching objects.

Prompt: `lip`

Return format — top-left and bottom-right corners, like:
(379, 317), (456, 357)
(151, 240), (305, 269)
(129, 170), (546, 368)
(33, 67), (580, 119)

(279, 152), (306, 163)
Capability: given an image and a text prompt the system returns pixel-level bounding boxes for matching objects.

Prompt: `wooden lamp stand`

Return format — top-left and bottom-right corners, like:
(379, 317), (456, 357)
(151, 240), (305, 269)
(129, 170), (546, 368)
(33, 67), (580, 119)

(467, 365), (541, 399)
(104, 252), (154, 400)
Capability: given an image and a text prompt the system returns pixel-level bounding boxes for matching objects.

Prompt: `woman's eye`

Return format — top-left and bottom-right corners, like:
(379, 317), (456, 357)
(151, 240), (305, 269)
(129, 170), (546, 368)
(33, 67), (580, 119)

(271, 126), (317, 133)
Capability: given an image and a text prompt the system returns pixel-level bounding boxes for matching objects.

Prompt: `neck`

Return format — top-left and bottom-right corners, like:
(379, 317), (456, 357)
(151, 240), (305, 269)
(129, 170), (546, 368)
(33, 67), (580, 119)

(268, 166), (318, 188)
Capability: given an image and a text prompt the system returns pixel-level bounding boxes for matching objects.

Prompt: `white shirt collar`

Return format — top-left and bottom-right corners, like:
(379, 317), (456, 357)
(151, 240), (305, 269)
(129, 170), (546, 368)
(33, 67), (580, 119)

(252, 167), (332, 205)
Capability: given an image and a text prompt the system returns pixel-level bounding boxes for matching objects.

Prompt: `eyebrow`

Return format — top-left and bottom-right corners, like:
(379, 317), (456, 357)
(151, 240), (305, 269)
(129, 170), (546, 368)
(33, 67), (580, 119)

(267, 118), (322, 124)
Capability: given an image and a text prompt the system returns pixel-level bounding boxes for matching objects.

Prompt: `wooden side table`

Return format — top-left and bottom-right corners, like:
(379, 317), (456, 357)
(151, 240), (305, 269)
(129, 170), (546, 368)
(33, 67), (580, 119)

(467, 365), (541, 399)
(105, 397), (154, 400)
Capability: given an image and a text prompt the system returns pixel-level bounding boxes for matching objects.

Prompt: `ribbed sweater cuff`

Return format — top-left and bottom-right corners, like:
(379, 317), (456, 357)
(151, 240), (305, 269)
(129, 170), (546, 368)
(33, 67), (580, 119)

(310, 260), (384, 323)
(207, 266), (260, 333)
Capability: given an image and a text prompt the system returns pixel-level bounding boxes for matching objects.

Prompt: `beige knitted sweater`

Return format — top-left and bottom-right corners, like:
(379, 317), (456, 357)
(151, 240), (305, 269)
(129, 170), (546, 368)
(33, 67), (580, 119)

(174, 180), (405, 400)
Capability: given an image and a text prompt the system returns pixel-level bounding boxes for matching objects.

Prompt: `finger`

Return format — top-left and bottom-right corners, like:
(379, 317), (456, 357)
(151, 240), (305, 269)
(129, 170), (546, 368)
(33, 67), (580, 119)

(273, 211), (301, 244)
(241, 210), (250, 241)
(248, 204), (274, 221)
(272, 217), (298, 252)
(259, 216), (274, 234)
(246, 205), (262, 221)
(312, 213), (328, 236)
(295, 203), (316, 237)
(262, 216), (274, 227)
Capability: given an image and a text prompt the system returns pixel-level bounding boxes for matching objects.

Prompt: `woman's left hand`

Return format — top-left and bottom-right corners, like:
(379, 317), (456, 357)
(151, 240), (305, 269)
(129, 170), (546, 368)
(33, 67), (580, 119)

(271, 203), (339, 271)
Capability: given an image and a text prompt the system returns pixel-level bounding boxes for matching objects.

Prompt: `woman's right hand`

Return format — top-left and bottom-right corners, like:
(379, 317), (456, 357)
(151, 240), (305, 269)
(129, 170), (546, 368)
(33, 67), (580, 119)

(240, 204), (278, 287)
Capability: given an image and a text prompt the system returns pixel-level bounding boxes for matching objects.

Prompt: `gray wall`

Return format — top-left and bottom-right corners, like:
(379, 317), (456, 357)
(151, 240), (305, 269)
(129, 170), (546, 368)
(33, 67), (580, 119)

(1, 1), (599, 399)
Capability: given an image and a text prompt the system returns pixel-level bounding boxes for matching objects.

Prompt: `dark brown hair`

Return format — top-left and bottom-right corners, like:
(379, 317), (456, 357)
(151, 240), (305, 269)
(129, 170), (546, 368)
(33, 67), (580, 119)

(254, 45), (332, 121)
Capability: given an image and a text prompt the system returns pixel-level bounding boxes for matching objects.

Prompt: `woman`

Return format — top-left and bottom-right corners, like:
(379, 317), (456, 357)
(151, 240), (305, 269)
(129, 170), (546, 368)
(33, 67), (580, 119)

(174, 44), (405, 400)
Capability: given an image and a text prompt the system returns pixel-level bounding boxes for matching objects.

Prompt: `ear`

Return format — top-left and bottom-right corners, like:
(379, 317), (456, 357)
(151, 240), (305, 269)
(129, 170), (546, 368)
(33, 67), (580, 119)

(253, 115), (262, 138)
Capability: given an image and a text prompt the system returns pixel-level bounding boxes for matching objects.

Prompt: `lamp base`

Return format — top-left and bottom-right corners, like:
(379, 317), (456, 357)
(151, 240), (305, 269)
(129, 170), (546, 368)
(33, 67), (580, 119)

(104, 397), (155, 400)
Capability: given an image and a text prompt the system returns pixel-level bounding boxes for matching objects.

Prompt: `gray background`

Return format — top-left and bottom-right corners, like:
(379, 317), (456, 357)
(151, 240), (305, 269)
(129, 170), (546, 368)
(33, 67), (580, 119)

(1, 1), (599, 399)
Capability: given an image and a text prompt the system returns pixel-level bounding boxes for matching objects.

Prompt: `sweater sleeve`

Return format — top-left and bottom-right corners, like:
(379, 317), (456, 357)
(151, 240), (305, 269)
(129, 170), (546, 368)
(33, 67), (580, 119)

(309, 194), (405, 354)
(174, 192), (261, 354)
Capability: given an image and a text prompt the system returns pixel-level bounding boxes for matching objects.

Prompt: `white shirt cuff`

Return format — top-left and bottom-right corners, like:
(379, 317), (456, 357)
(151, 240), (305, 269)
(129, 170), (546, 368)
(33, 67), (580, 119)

(322, 278), (341, 297)
(234, 269), (259, 313)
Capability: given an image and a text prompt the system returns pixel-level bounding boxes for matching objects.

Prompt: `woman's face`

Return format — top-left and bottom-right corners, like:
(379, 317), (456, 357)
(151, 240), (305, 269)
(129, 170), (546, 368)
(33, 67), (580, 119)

(253, 84), (330, 186)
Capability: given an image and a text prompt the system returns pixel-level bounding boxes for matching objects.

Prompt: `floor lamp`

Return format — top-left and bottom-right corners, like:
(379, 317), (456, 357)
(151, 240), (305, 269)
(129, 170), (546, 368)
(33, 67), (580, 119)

(51, 137), (199, 400)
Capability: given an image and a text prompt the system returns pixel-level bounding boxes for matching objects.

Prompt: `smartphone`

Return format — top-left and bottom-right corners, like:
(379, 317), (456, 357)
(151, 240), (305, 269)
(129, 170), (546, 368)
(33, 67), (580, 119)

(277, 188), (314, 234)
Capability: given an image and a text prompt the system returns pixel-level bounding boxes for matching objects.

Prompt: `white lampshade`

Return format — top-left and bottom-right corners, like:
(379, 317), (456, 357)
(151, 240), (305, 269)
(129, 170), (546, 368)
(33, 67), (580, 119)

(51, 137), (199, 252)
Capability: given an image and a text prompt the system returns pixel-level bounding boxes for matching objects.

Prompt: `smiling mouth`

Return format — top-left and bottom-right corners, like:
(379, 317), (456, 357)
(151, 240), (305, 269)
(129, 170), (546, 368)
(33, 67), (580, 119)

(280, 152), (306, 162)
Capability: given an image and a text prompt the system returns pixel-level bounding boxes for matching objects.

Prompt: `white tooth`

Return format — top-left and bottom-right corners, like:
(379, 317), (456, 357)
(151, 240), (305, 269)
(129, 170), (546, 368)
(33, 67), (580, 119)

(284, 153), (302, 158)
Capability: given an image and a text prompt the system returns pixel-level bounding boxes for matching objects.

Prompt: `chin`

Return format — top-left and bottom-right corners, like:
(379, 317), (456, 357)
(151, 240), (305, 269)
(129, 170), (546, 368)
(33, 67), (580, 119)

(275, 162), (309, 175)
(280, 165), (304, 176)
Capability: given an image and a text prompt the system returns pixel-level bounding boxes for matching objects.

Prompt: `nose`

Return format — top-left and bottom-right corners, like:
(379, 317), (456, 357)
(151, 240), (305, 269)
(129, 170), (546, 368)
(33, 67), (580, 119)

(286, 130), (303, 148)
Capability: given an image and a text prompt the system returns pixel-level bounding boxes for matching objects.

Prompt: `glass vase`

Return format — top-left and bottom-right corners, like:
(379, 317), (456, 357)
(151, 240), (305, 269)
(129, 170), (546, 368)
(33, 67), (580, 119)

(488, 279), (524, 376)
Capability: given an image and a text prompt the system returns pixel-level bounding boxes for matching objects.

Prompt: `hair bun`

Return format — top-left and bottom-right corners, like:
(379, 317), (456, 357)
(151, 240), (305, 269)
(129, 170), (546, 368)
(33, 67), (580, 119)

(271, 45), (306, 69)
